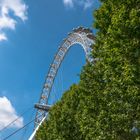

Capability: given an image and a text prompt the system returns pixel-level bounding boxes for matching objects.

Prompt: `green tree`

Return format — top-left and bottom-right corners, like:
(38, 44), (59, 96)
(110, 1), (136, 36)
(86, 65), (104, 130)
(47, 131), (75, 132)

(36, 0), (140, 139)
(36, 85), (84, 140)
(76, 0), (140, 139)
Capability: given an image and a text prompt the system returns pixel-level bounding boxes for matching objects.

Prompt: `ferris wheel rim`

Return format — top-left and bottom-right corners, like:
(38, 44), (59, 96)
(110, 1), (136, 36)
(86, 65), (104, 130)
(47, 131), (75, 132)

(34, 26), (95, 130)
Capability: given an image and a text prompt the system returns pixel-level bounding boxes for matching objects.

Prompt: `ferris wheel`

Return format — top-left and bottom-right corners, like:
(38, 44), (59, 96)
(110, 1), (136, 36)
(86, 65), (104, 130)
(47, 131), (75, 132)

(29, 26), (95, 140)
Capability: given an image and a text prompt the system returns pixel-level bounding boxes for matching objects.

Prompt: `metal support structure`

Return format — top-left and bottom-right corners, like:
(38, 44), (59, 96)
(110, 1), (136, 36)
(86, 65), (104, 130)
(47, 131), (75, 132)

(34, 104), (51, 112)
(29, 26), (95, 140)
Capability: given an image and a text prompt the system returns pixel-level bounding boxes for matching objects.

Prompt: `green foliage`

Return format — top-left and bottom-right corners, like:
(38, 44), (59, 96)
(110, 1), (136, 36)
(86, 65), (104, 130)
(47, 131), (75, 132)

(36, 85), (84, 140)
(36, 0), (140, 139)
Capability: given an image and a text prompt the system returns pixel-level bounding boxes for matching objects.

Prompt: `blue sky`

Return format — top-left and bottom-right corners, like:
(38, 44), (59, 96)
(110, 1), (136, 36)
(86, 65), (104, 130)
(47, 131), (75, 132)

(0, 0), (100, 139)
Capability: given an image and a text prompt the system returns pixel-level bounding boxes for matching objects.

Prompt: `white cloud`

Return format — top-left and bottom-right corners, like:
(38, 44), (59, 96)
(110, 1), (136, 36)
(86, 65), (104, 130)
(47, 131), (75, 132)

(0, 33), (7, 41)
(0, 96), (24, 130)
(63, 0), (93, 9)
(83, 0), (93, 9)
(63, 0), (74, 8)
(0, 0), (27, 42)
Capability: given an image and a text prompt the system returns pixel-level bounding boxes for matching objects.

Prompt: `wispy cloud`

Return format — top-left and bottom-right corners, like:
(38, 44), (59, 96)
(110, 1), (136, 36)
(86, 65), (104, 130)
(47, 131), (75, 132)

(0, 0), (28, 41)
(82, 0), (94, 9)
(63, 0), (93, 9)
(0, 33), (7, 41)
(0, 96), (23, 130)
(63, 0), (74, 8)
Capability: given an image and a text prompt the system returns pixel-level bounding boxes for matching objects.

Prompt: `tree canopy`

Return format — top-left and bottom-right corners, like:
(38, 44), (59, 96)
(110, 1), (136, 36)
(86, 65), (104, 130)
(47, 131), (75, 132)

(36, 0), (140, 139)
